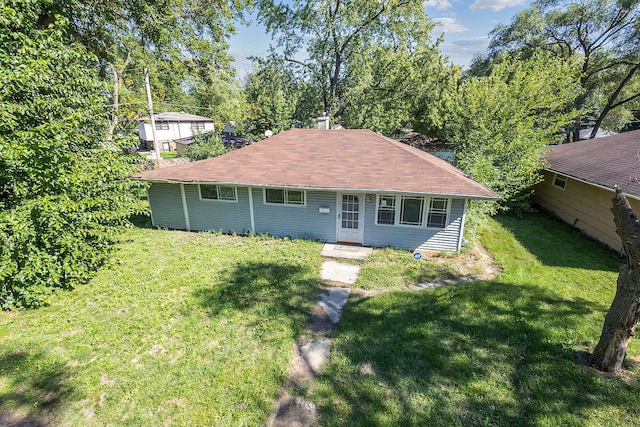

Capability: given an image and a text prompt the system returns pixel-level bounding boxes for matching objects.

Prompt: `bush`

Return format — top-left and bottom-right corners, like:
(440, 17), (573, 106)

(183, 131), (228, 161)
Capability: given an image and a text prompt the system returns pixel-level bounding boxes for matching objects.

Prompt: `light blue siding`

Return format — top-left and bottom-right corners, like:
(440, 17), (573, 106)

(148, 183), (186, 229)
(147, 183), (466, 251)
(362, 198), (466, 251)
(184, 185), (252, 233)
(252, 190), (337, 242)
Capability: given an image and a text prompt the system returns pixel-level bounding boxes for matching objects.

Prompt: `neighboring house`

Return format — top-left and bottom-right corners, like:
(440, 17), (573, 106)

(398, 132), (455, 162)
(175, 134), (253, 156)
(534, 129), (640, 251)
(138, 112), (215, 152)
(131, 127), (497, 252)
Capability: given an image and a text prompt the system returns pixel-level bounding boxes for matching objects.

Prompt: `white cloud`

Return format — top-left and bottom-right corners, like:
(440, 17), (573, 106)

(470, 0), (525, 11)
(433, 17), (470, 34)
(439, 36), (490, 67)
(424, 0), (452, 11)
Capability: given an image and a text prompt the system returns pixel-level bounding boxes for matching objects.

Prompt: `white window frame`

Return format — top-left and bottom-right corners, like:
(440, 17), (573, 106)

(426, 197), (450, 229)
(155, 121), (169, 130)
(552, 174), (568, 190)
(263, 188), (307, 207)
(375, 195), (451, 229)
(399, 196), (425, 227)
(198, 184), (238, 202)
(191, 121), (206, 131)
(376, 195), (396, 225)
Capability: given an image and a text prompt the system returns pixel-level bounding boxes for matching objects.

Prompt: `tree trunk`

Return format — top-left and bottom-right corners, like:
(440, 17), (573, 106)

(592, 188), (640, 372)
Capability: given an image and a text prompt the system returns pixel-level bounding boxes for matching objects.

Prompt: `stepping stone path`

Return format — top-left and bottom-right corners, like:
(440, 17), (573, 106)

(268, 245), (367, 427)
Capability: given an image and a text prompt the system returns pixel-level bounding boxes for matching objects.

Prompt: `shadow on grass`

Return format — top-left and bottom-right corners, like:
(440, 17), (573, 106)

(127, 213), (153, 229)
(0, 349), (74, 426)
(193, 261), (323, 335)
(495, 213), (621, 271)
(314, 281), (640, 426)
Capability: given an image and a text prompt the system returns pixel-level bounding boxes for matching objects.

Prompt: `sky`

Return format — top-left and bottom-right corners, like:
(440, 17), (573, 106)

(228, 0), (533, 78)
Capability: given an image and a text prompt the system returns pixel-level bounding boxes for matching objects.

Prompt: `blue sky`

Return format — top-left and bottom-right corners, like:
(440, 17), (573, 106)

(229, 0), (533, 78)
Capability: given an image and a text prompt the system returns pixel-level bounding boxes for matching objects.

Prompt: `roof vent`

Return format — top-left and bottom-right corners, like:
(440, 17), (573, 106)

(317, 113), (329, 130)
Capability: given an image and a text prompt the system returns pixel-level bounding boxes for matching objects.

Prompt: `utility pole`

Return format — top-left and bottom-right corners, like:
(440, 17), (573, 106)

(144, 68), (161, 168)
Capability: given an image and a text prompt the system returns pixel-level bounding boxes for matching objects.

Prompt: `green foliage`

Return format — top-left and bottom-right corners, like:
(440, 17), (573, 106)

(255, 0), (453, 134)
(448, 54), (580, 212)
(484, 0), (640, 138)
(0, 5), (140, 309)
(183, 131), (229, 161)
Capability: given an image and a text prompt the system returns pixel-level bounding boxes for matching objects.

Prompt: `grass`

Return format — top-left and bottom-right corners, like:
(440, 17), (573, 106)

(0, 225), (324, 426)
(311, 213), (640, 426)
(160, 151), (178, 159)
(2, 212), (639, 425)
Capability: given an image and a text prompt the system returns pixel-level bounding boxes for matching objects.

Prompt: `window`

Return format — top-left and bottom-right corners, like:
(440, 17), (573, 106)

(161, 141), (170, 152)
(553, 174), (567, 190)
(199, 185), (237, 202)
(400, 197), (424, 226)
(427, 198), (448, 228)
(264, 188), (306, 206)
(155, 121), (169, 130)
(377, 195), (396, 224)
(375, 195), (450, 229)
(191, 122), (206, 131)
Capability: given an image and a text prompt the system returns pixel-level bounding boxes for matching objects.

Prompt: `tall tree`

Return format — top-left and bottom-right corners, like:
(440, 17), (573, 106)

(484, 0), (640, 141)
(41, 0), (250, 139)
(592, 188), (640, 372)
(448, 54), (580, 212)
(256, 0), (454, 134)
(0, 2), (141, 308)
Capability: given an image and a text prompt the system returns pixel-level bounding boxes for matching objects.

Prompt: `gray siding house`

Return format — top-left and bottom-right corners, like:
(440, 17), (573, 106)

(132, 128), (497, 252)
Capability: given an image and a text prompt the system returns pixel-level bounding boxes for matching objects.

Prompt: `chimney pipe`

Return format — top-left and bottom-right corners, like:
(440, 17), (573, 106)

(317, 112), (329, 130)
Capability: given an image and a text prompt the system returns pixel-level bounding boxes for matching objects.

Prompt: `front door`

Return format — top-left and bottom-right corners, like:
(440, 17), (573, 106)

(337, 194), (363, 243)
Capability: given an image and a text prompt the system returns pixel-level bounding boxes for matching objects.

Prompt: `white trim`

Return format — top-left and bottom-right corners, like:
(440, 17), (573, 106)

(132, 179), (498, 201)
(373, 194), (451, 230)
(262, 188), (307, 207)
(146, 187), (156, 227)
(198, 184), (238, 202)
(457, 199), (468, 251)
(425, 197), (451, 230)
(336, 193), (364, 243)
(180, 183), (191, 231)
(248, 187), (255, 232)
(552, 173), (568, 191)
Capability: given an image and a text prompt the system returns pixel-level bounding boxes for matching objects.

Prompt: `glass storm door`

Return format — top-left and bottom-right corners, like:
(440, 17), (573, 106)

(338, 194), (363, 243)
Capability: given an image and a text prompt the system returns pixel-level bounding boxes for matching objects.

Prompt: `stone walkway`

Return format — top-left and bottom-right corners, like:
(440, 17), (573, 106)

(268, 245), (370, 427)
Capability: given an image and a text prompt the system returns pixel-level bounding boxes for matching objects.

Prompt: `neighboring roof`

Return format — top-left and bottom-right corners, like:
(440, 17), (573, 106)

(544, 129), (640, 197)
(174, 134), (254, 149)
(578, 127), (617, 140)
(132, 129), (497, 199)
(139, 112), (215, 122)
(398, 132), (454, 151)
(158, 157), (191, 168)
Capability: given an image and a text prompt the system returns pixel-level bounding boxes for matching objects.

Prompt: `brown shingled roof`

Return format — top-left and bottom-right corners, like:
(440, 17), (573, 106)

(544, 129), (640, 198)
(131, 129), (497, 199)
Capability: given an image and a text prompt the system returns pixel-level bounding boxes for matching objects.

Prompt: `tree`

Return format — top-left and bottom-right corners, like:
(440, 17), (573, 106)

(183, 132), (229, 161)
(592, 188), (640, 372)
(447, 54), (580, 212)
(255, 0), (454, 134)
(484, 0), (640, 141)
(38, 0), (250, 139)
(0, 3), (141, 309)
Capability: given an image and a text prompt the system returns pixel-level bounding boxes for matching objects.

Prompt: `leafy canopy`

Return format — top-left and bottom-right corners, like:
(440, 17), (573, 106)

(0, 3), (142, 309)
(449, 53), (581, 212)
(254, 0), (454, 134)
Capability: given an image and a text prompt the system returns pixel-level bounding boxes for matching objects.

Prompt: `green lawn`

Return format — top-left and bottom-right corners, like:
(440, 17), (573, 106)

(0, 225), (324, 425)
(312, 214), (640, 426)
(1, 213), (639, 426)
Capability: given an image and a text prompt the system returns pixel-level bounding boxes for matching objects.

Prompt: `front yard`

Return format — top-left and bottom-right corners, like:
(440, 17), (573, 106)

(1, 213), (639, 425)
